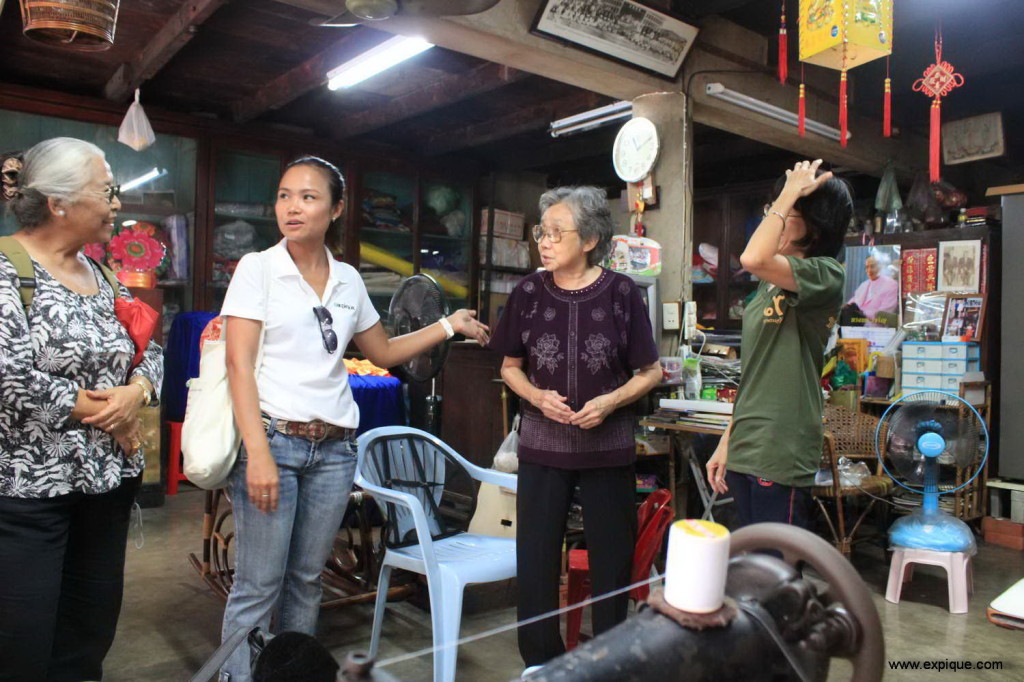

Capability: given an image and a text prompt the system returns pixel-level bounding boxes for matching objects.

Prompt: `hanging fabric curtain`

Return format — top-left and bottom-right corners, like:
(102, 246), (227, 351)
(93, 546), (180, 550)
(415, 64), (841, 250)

(797, 0), (894, 147)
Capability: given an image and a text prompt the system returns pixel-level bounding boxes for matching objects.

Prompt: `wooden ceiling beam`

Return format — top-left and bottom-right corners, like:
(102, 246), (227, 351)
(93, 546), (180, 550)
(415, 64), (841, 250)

(231, 30), (388, 124)
(336, 62), (529, 139)
(104, 0), (230, 102)
(421, 91), (602, 157)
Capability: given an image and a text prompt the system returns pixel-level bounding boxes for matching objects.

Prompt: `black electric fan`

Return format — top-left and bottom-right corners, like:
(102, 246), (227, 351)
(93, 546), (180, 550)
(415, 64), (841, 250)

(315, 0), (500, 26)
(875, 390), (989, 551)
(388, 273), (451, 434)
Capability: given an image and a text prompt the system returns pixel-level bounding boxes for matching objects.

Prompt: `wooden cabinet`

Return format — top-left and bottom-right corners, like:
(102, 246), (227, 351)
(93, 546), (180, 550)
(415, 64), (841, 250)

(430, 342), (508, 469)
(692, 182), (774, 329)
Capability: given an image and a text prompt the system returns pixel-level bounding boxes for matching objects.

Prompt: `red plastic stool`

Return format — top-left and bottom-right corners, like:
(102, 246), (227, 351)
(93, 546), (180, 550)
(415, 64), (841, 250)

(565, 489), (674, 649)
(166, 421), (188, 495)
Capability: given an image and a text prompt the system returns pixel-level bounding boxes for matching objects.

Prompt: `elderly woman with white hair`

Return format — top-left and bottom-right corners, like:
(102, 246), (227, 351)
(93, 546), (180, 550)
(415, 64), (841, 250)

(488, 186), (661, 670)
(0, 138), (163, 680)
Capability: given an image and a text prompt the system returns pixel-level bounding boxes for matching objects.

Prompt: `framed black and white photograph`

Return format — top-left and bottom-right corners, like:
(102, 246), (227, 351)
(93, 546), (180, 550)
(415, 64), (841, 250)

(531, 0), (699, 80)
(938, 240), (982, 293)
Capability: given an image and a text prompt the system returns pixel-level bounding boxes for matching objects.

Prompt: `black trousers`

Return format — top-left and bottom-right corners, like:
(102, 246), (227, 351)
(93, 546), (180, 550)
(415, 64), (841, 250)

(726, 471), (811, 530)
(516, 461), (636, 667)
(0, 475), (140, 682)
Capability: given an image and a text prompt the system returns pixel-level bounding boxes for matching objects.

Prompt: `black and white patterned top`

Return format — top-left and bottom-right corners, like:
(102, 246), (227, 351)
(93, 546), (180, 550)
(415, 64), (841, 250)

(0, 255), (164, 498)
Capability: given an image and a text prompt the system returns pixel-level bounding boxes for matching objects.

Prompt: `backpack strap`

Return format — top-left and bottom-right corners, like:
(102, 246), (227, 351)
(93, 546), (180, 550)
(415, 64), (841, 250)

(85, 256), (123, 298)
(0, 235), (37, 315)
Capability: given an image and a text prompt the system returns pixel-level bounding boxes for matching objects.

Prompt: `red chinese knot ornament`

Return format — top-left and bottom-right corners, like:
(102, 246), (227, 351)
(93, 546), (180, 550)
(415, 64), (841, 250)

(913, 31), (964, 182)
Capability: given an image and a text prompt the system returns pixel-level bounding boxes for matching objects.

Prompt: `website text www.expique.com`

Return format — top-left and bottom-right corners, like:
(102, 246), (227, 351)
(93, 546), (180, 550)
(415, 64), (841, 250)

(887, 659), (1005, 672)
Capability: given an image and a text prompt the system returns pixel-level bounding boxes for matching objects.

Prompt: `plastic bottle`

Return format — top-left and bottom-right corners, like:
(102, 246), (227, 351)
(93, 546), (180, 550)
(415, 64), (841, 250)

(957, 208), (967, 226)
(682, 357), (702, 400)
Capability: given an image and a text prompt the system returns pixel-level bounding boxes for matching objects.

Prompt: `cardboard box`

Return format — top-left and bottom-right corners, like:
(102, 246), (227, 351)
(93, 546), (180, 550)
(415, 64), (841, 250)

(982, 516), (1024, 538)
(984, 530), (1024, 551)
(875, 355), (896, 379)
(481, 208), (526, 240)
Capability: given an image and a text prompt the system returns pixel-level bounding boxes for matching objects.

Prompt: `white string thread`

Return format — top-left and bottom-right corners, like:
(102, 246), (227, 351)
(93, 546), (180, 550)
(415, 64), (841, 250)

(375, 571), (666, 669)
(130, 501), (145, 549)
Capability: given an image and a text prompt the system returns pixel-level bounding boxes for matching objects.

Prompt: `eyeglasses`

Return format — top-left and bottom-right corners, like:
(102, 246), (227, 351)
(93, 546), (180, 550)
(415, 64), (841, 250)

(84, 185), (121, 204)
(312, 306), (338, 354)
(531, 224), (579, 243)
(762, 204), (801, 220)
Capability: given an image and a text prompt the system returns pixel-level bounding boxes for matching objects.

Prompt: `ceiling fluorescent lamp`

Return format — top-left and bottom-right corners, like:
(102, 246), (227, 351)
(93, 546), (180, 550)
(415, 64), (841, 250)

(550, 100), (633, 138)
(120, 167), (165, 193)
(327, 35), (434, 90)
(705, 83), (849, 143)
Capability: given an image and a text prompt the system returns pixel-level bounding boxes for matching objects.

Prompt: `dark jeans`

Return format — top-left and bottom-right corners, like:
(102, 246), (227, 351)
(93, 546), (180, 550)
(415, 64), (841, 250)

(726, 471), (811, 529)
(0, 475), (141, 682)
(516, 461), (636, 667)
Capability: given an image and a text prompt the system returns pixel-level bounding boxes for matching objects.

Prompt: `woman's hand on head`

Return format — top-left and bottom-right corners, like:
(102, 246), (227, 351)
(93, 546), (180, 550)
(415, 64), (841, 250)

(448, 310), (490, 345)
(783, 159), (833, 199)
(531, 389), (575, 425)
(570, 394), (616, 430)
(82, 385), (144, 432)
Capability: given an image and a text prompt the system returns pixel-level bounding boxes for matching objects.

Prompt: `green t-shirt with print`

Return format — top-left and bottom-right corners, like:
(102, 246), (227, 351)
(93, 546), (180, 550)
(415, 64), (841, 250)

(727, 256), (845, 487)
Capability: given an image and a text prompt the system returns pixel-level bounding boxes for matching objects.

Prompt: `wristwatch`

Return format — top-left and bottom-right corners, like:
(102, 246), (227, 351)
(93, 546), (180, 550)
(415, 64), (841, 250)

(439, 317), (456, 340)
(131, 378), (154, 407)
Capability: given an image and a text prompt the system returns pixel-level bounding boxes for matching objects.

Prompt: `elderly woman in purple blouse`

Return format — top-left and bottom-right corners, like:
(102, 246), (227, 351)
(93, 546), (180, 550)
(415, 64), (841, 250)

(489, 186), (661, 669)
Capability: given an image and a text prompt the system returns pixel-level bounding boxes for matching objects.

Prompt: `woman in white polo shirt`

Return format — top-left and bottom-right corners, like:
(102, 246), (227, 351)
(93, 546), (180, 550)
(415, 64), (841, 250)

(216, 156), (489, 682)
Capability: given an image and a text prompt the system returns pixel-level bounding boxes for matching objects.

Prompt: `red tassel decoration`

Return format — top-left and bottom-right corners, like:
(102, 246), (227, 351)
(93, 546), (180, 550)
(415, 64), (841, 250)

(839, 70), (848, 147)
(930, 98), (942, 182)
(883, 77), (892, 137)
(778, 2), (788, 84)
(798, 83), (806, 136)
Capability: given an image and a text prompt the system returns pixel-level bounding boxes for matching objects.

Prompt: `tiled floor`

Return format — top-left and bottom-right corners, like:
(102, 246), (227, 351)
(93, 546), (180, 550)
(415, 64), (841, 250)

(102, 488), (1024, 680)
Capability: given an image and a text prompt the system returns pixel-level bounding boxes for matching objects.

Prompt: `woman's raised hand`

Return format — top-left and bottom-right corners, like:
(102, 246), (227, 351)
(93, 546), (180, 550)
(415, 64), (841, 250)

(448, 309), (490, 345)
(783, 159), (833, 198)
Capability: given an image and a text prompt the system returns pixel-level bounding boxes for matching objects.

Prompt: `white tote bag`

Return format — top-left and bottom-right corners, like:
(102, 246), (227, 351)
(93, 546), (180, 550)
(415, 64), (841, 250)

(182, 253), (270, 489)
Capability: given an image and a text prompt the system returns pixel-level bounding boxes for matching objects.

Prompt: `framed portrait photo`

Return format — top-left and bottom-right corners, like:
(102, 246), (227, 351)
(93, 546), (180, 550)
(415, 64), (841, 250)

(531, 0), (699, 80)
(937, 240), (982, 293)
(942, 294), (986, 342)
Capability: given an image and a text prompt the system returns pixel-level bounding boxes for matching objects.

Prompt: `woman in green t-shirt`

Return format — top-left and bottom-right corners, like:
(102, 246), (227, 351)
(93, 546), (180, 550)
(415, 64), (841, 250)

(706, 159), (852, 528)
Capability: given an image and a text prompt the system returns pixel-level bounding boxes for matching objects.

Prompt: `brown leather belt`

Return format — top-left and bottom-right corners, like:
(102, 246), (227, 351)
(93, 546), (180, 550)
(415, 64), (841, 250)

(261, 415), (355, 442)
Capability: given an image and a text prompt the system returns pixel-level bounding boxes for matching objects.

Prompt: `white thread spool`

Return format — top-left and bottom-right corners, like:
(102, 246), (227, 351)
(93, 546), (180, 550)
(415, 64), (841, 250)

(663, 519), (731, 613)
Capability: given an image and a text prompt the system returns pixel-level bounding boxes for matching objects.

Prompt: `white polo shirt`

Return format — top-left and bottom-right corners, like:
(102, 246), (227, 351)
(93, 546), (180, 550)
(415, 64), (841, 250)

(220, 240), (380, 428)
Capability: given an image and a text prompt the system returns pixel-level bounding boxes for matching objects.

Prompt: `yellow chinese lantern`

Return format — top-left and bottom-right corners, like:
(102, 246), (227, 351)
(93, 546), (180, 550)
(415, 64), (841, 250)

(794, 0), (894, 146)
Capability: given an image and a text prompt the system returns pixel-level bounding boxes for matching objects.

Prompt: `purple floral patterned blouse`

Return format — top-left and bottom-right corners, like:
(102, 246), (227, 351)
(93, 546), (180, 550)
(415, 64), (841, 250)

(489, 269), (659, 469)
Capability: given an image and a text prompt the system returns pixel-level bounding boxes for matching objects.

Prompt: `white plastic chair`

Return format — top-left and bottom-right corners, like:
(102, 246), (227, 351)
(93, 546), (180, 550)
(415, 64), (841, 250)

(356, 426), (517, 682)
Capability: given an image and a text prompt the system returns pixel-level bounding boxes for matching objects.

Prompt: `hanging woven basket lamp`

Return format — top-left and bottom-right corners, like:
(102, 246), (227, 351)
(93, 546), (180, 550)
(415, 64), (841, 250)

(19, 0), (120, 51)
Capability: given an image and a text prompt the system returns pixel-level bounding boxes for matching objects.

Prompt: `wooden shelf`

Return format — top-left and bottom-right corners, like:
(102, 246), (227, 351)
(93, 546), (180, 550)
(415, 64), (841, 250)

(485, 265), (534, 275)
(844, 224), (996, 247)
(120, 203), (183, 217)
(214, 212), (276, 223)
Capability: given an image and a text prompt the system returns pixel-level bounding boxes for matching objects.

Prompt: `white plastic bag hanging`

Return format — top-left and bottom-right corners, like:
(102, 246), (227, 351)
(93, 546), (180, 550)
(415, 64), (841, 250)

(118, 89), (156, 151)
(492, 414), (520, 473)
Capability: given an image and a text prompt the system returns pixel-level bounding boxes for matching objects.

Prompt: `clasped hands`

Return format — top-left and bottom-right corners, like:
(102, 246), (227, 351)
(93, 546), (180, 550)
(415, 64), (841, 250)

(531, 389), (615, 430)
(83, 385), (146, 455)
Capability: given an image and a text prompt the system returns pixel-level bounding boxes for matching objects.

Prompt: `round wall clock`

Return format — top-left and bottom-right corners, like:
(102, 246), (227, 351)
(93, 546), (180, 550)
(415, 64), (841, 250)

(612, 117), (660, 183)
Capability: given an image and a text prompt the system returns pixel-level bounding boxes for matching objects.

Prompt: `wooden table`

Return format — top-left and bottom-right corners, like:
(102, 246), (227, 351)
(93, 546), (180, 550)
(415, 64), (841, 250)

(639, 419), (731, 522)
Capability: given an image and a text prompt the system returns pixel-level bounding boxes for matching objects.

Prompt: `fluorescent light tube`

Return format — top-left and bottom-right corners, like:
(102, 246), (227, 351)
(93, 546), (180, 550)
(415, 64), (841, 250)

(327, 35), (434, 90)
(705, 82), (849, 143)
(550, 100), (632, 132)
(550, 110), (633, 138)
(120, 167), (164, 193)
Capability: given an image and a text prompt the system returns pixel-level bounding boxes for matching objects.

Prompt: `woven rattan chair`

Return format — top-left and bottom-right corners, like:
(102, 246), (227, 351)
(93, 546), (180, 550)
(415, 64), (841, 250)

(812, 403), (892, 556)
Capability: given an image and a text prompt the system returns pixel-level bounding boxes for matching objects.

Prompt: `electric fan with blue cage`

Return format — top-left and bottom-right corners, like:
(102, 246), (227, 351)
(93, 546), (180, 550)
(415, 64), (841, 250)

(876, 390), (989, 552)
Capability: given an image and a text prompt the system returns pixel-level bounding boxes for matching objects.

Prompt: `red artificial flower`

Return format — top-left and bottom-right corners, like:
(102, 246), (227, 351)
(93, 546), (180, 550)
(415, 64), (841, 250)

(108, 227), (167, 271)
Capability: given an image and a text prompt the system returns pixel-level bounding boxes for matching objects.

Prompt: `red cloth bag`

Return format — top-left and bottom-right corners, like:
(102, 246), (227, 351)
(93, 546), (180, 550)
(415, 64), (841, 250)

(114, 297), (159, 370)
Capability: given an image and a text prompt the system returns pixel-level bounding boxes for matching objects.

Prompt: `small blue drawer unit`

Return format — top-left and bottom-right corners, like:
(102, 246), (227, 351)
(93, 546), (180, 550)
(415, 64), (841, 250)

(902, 342), (980, 393)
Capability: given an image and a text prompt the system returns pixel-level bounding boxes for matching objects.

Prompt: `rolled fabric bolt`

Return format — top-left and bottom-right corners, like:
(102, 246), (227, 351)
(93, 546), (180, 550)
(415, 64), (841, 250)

(663, 519), (731, 613)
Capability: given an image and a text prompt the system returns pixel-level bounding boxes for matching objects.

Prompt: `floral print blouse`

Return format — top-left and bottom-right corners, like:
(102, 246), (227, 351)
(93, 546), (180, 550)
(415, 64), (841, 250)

(0, 255), (164, 498)
(489, 269), (659, 469)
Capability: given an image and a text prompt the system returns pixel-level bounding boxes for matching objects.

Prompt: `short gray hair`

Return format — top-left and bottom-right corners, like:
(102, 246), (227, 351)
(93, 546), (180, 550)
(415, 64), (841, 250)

(6, 137), (106, 229)
(538, 186), (614, 267)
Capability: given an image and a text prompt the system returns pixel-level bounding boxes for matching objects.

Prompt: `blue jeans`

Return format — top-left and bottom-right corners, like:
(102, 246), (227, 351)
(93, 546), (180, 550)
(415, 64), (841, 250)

(218, 420), (357, 682)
